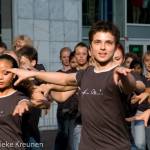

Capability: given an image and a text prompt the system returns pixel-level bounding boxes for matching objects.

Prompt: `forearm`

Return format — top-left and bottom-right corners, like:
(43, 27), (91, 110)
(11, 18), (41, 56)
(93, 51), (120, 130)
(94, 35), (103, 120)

(120, 73), (136, 94)
(135, 81), (146, 94)
(51, 90), (76, 102)
(34, 72), (77, 86)
(51, 84), (77, 92)
(31, 99), (51, 109)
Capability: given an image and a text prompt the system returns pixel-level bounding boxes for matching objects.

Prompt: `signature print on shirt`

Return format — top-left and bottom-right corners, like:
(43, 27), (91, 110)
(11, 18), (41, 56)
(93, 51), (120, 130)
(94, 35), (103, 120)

(81, 88), (103, 96)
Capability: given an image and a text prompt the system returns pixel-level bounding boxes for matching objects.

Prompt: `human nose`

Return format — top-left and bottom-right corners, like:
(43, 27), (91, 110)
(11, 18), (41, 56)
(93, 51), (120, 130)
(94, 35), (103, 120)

(0, 73), (4, 80)
(100, 43), (105, 50)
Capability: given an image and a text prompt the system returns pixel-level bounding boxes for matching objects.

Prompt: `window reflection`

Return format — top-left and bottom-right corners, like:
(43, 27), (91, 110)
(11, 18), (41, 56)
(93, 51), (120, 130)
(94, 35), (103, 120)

(129, 45), (143, 58)
(82, 0), (112, 26)
(147, 45), (150, 51)
(127, 0), (150, 24)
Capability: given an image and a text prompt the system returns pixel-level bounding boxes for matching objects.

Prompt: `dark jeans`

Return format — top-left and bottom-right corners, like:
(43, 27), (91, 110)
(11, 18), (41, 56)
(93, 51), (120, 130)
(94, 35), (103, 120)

(54, 115), (75, 150)
(146, 126), (150, 150)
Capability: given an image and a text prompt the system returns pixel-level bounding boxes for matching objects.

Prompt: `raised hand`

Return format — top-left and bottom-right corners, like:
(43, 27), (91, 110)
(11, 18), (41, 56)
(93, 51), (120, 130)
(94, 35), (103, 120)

(131, 92), (149, 104)
(113, 66), (132, 85)
(13, 100), (30, 116)
(7, 68), (37, 86)
(126, 109), (150, 127)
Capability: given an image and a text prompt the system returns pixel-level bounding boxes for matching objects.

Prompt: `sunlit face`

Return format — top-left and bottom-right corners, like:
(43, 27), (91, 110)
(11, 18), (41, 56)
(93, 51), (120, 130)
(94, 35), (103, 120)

(124, 57), (133, 68)
(75, 46), (88, 66)
(113, 48), (124, 65)
(15, 40), (26, 51)
(90, 32), (116, 65)
(60, 51), (70, 67)
(144, 55), (150, 72)
(70, 57), (77, 69)
(0, 60), (14, 90)
(19, 56), (34, 69)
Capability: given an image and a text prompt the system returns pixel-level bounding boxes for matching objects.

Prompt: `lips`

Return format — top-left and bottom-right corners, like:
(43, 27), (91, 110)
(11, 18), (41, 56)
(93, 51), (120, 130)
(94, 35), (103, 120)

(79, 59), (84, 62)
(98, 53), (107, 58)
(0, 83), (4, 86)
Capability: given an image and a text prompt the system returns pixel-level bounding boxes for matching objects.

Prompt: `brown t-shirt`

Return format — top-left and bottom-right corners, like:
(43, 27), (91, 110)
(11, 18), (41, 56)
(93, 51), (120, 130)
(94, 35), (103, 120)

(76, 66), (130, 150)
(0, 91), (28, 150)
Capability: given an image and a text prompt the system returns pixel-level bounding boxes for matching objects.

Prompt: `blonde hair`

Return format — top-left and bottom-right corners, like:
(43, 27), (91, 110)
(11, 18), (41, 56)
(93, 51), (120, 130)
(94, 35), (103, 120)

(143, 51), (150, 61)
(60, 47), (71, 59)
(13, 35), (33, 50)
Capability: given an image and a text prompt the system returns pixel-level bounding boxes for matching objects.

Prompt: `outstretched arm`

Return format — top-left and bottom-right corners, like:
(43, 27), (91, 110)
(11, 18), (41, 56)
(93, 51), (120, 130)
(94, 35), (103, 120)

(7, 68), (77, 86)
(50, 90), (77, 102)
(13, 85), (52, 116)
(131, 91), (149, 104)
(126, 109), (150, 127)
(38, 83), (77, 94)
(33, 83), (77, 102)
(114, 67), (136, 94)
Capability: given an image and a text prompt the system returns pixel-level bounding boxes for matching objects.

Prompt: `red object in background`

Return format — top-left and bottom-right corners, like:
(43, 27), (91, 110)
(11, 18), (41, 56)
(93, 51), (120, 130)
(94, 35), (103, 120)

(131, 0), (143, 7)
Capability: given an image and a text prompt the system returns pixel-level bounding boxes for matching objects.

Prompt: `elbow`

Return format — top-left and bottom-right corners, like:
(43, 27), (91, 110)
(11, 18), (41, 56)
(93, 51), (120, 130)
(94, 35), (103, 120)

(135, 81), (146, 94)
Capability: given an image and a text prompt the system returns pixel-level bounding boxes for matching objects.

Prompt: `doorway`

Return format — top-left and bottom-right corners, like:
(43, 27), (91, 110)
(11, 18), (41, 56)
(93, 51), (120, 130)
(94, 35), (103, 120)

(126, 40), (150, 59)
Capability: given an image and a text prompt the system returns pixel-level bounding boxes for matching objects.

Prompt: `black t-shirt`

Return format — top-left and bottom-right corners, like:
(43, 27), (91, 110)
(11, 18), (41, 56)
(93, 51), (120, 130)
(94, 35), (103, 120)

(135, 74), (150, 112)
(21, 64), (46, 143)
(0, 91), (28, 150)
(56, 68), (78, 120)
(35, 64), (46, 71)
(76, 66), (130, 150)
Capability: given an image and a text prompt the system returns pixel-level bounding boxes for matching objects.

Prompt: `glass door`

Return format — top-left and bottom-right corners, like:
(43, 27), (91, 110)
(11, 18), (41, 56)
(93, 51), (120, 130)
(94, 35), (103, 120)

(126, 40), (150, 59)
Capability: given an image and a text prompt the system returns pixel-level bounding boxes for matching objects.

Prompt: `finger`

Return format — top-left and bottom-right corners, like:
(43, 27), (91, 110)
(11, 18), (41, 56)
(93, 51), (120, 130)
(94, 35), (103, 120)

(144, 118), (148, 127)
(13, 108), (19, 116)
(25, 106), (29, 111)
(6, 68), (16, 73)
(113, 74), (119, 85)
(139, 97), (146, 104)
(123, 69), (131, 76)
(19, 108), (26, 116)
(139, 95), (149, 104)
(131, 95), (140, 103)
(125, 116), (136, 122)
(14, 78), (23, 86)
(131, 98), (138, 104)
(131, 95), (136, 99)
(18, 109), (23, 116)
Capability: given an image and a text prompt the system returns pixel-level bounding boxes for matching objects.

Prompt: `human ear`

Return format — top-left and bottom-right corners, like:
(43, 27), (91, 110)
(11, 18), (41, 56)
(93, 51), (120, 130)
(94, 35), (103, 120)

(31, 60), (36, 67)
(88, 45), (92, 56)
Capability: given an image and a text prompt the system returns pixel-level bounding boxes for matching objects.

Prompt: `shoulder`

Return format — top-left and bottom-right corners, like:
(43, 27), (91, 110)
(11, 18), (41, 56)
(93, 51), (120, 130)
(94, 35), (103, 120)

(36, 64), (46, 71)
(14, 91), (29, 101)
(66, 68), (77, 73)
(76, 66), (94, 85)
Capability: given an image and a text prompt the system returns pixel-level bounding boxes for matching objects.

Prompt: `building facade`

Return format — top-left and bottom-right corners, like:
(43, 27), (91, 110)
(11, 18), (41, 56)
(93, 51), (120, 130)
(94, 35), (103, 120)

(0, 0), (150, 129)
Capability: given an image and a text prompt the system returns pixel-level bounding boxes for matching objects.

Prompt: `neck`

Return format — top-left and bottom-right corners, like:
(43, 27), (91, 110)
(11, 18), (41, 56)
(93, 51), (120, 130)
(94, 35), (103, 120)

(77, 63), (89, 70)
(0, 87), (15, 96)
(146, 72), (150, 78)
(94, 60), (117, 73)
(62, 66), (71, 72)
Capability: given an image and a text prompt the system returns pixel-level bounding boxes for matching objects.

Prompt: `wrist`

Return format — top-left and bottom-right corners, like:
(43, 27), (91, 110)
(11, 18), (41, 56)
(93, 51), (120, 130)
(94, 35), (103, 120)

(18, 99), (33, 107)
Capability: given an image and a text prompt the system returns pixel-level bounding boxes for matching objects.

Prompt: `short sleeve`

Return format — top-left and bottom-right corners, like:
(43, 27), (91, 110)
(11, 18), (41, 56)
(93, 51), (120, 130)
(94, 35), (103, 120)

(36, 64), (46, 71)
(17, 91), (30, 101)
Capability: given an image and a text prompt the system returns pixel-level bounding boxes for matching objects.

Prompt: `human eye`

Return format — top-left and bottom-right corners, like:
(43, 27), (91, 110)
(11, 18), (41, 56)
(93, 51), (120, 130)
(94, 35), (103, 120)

(93, 40), (101, 45)
(105, 41), (114, 45)
(3, 71), (10, 75)
(114, 57), (120, 61)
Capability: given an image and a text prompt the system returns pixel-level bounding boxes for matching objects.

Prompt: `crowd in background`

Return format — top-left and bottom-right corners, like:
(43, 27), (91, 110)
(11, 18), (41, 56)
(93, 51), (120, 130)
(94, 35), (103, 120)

(1, 20), (150, 150)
